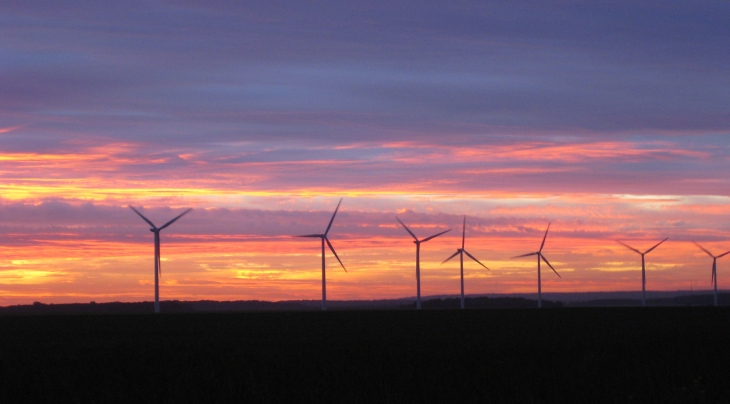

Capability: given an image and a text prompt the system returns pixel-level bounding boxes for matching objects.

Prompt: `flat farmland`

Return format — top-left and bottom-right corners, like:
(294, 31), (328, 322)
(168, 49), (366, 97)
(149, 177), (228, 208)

(1, 308), (729, 403)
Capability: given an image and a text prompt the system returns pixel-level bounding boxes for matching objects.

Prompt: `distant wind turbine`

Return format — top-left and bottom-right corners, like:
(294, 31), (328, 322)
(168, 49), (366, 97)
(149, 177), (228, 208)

(295, 198), (346, 311)
(512, 223), (560, 308)
(616, 238), (668, 307)
(693, 241), (730, 307)
(396, 217), (451, 310)
(130, 206), (192, 313)
(442, 216), (489, 309)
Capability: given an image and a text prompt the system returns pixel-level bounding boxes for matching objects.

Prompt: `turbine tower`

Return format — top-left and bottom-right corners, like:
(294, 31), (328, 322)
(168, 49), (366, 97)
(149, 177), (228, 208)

(442, 216), (489, 309)
(512, 223), (560, 308)
(693, 242), (730, 307)
(295, 198), (346, 311)
(616, 238), (668, 307)
(130, 206), (192, 313)
(396, 217), (451, 310)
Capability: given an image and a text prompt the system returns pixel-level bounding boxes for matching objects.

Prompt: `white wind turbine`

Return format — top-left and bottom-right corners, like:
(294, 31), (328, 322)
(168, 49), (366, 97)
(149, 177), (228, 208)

(295, 198), (346, 311)
(693, 241), (730, 307)
(442, 216), (489, 309)
(512, 223), (560, 308)
(396, 217), (451, 310)
(129, 206), (192, 313)
(616, 238), (668, 307)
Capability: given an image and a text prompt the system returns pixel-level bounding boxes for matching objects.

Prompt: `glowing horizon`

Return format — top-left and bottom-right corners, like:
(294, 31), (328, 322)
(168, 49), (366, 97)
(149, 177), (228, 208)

(1, 194), (728, 306)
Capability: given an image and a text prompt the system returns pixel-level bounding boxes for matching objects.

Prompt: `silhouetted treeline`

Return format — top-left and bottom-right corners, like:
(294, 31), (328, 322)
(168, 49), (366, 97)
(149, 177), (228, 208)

(566, 293), (730, 307)
(2, 293), (726, 315)
(0, 297), (560, 315)
(403, 297), (563, 309)
(0, 301), (189, 315)
(0, 300), (311, 315)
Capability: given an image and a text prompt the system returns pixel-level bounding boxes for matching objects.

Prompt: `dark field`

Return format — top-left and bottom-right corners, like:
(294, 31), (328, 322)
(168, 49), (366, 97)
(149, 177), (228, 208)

(1, 308), (729, 403)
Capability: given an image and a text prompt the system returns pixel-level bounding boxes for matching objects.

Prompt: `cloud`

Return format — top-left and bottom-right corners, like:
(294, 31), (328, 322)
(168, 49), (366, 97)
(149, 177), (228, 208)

(1, 1), (729, 149)
(1, 136), (728, 202)
(0, 195), (727, 245)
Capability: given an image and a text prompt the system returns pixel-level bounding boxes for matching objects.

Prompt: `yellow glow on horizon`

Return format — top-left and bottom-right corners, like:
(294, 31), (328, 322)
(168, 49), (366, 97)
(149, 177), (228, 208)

(0, 182), (534, 200)
(0, 269), (67, 284)
(0, 234), (716, 305)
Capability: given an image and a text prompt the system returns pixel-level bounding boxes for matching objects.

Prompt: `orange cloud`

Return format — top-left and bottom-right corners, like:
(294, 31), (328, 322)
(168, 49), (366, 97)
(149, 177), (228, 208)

(0, 126), (24, 134)
(451, 141), (710, 163)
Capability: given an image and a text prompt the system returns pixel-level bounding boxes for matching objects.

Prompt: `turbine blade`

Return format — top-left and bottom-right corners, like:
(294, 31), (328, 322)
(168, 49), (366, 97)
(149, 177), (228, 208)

(464, 250), (489, 270)
(324, 198), (343, 236)
(541, 254), (560, 278)
(421, 229), (451, 243)
(693, 241), (715, 258)
(158, 208), (192, 230)
(294, 234), (323, 238)
(616, 240), (641, 255)
(511, 252), (538, 259)
(129, 206), (156, 229)
(396, 217), (418, 241)
(539, 222), (551, 252)
(462, 216), (466, 250)
(644, 238), (668, 254)
(712, 260), (716, 286)
(157, 246), (162, 277)
(717, 250), (730, 258)
(325, 237), (346, 272)
(441, 250), (460, 264)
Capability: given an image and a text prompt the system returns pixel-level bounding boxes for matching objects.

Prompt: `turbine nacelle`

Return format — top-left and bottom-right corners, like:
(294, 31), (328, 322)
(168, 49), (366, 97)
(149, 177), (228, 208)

(616, 238), (668, 256)
(511, 223), (560, 278)
(693, 241), (730, 260)
(130, 206), (192, 232)
(294, 234), (346, 272)
(396, 217), (451, 244)
(442, 217), (489, 268)
(693, 241), (730, 288)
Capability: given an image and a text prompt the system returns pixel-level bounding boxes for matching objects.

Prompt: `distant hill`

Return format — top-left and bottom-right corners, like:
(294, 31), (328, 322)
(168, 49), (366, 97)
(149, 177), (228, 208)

(403, 296), (563, 309)
(566, 293), (730, 307)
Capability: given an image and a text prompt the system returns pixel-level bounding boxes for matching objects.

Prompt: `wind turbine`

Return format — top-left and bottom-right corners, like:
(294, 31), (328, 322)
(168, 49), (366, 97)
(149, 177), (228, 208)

(129, 206), (192, 313)
(442, 216), (489, 309)
(693, 242), (730, 307)
(512, 223), (560, 308)
(396, 217), (451, 310)
(616, 238), (668, 307)
(295, 198), (346, 311)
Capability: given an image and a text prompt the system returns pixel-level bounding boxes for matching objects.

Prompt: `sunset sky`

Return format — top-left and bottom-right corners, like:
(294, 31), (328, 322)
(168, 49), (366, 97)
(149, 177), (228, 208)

(1, 1), (729, 305)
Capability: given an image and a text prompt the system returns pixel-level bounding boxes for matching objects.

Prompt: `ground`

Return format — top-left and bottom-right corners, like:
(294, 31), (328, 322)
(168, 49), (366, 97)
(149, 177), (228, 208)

(1, 308), (728, 403)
